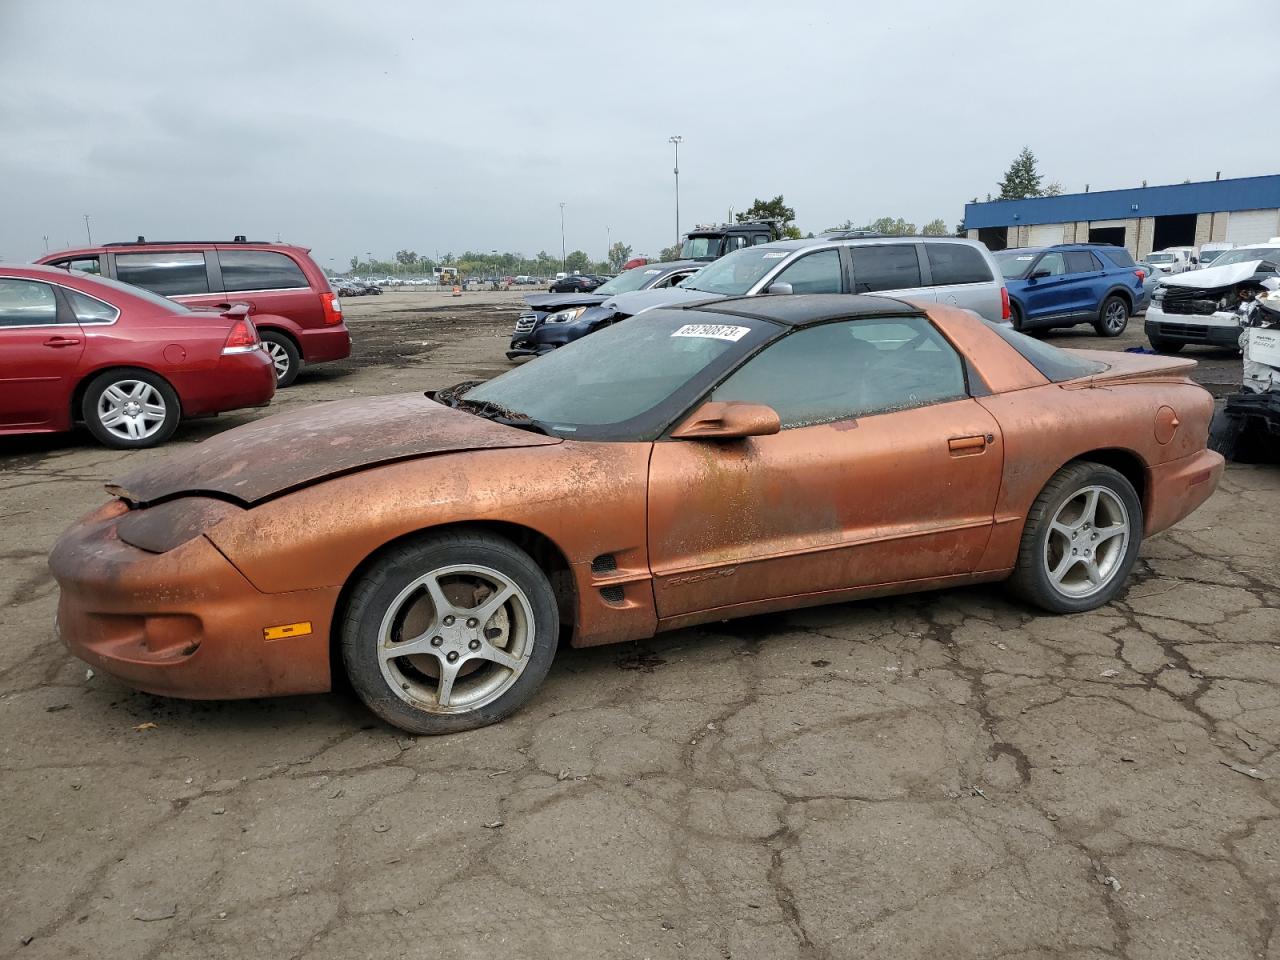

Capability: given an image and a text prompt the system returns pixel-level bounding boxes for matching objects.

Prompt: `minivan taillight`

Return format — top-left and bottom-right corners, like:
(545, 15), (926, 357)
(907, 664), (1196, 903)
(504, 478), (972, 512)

(1000, 286), (1011, 321)
(321, 292), (343, 325)
(222, 318), (260, 354)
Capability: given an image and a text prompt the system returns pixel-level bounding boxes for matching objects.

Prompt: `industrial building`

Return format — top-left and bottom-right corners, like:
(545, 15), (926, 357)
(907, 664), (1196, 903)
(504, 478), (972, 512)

(963, 174), (1280, 258)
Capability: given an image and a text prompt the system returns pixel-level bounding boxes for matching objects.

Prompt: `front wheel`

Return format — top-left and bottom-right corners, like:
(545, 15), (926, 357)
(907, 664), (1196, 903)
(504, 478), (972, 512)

(1094, 295), (1129, 337)
(1007, 462), (1143, 613)
(341, 530), (559, 734)
(1148, 334), (1184, 354)
(81, 369), (180, 449)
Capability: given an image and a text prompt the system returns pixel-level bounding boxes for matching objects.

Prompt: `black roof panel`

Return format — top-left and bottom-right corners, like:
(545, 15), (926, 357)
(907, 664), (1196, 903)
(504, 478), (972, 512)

(682, 293), (924, 326)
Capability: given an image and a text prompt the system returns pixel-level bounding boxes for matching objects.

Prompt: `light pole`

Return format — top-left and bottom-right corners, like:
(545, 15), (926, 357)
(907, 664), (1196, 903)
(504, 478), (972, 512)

(82, 214), (93, 245)
(668, 135), (683, 247)
(606, 225), (611, 269)
(558, 202), (566, 273)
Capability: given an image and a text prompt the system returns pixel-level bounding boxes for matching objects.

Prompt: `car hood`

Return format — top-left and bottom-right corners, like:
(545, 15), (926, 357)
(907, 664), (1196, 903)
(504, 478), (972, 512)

(523, 292), (608, 311)
(1162, 259), (1270, 287)
(107, 393), (561, 507)
(601, 286), (720, 315)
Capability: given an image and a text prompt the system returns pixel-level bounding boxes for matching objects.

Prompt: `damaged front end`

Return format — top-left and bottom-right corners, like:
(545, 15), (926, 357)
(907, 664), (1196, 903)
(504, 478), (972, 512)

(1209, 286), (1280, 462)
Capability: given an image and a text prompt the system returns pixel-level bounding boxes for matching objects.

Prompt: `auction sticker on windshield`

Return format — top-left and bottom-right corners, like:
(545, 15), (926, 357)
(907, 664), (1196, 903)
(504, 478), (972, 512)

(672, 323), (751, 342)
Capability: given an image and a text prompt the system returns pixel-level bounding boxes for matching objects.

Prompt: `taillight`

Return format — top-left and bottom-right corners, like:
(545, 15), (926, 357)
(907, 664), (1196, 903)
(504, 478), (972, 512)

(1135, 269), (1146, 281)
(1000, 286), (1011, 321)
(222, 318), (260, 354)
(321, 292), (343, 325)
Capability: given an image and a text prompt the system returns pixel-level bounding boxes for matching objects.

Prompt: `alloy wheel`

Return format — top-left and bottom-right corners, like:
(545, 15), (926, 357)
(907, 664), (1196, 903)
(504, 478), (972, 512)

(265, 341), (291, 379)
(1042, 485), (1130, 598)
(96, 380), (168, 442)
(376, 564), (534, 713)
(1104, 300), (1127, 333)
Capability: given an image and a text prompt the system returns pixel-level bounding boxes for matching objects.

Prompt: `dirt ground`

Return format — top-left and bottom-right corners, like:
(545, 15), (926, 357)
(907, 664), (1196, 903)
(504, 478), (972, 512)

(1, 290), (1277, 960)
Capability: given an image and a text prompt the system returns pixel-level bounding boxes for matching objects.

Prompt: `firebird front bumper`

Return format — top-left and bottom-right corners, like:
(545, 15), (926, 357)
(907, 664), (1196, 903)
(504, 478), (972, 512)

(49, 500), (338, 700)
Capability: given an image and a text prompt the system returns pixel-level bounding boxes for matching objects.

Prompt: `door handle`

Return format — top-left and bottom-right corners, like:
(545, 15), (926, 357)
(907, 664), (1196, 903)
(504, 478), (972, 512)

(43, 336), (82, 348)
(948, 434), (989, 455)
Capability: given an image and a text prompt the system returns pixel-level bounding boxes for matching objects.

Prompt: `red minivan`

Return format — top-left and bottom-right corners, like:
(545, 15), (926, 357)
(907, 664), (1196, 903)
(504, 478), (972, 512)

(38, 238), (350, 386)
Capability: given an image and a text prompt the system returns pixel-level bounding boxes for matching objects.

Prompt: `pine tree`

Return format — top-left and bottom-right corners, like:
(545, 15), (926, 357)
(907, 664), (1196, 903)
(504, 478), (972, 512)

(997, 147), (1044, 200)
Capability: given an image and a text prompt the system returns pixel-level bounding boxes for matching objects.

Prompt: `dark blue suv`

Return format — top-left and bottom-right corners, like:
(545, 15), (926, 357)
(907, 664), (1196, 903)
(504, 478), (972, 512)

(993, 244), (1147, 337)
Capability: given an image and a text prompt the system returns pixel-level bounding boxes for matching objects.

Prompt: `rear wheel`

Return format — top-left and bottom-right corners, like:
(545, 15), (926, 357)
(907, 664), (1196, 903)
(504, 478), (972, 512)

(1010, 301), (1026, 332)
(341, 530), (559, 735)
(1094, 295), (1129, 337)
(261, 331), (301, 387)
(81, 369), (180, 449)
(1007, 462), (1142, 613)
(1148, 334), (1184, 354)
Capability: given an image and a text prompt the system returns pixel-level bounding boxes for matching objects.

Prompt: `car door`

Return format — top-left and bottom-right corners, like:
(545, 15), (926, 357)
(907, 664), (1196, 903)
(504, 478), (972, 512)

(924, 242), (1002, 320)
(846, 243), (935, 304)
(756, 247), (845, 294)
(1063, 250), (1104, 315)
(646, 315), (1003, 620)
(1020, 251), (1070, 321)
(111, 249), (216, 307)
(0, 277), (85, 429)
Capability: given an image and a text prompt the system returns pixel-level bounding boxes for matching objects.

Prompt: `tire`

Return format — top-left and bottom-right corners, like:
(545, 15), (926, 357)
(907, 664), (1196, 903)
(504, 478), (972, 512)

(1009, 302), (1025, 332)
(1148, 334), (1184, 354)
(341, 530), (560, 735)
(1093, 295), (1129, 337)
(261, 331), (301, 387)
(81, 368), (180, 449)
(1006, 461), (1143, 614)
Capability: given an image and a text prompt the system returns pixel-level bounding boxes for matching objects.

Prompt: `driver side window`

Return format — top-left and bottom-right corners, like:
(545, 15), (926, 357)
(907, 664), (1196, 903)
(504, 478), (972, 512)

(773, 249), (843, 294)
(711, 317), (967, 429)
(1033, 252), (1066, 277)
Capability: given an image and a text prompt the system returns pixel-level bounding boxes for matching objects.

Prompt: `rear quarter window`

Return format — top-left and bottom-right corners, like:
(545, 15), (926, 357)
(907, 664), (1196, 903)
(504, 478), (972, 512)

(984, 320), (1108, 382)
(218, 250), (310, 291)
(925, 243), (993, 285)
(1097, 247), (1135, 268)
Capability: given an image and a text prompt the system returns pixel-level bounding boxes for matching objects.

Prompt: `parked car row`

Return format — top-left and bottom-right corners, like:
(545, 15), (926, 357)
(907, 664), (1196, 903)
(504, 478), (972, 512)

(511, 235), (1012, 356)
(1144, 241), (1280, 352)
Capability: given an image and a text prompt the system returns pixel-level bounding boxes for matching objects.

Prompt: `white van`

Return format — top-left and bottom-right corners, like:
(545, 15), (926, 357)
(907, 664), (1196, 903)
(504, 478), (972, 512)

(1147, 247), (1198, 274)
(1198, 242), (1233, 267)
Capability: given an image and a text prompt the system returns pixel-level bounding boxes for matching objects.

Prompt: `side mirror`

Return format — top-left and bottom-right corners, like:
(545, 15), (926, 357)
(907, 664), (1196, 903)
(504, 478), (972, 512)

(765, 281), (793, 295)
(1028, 270), (1050, 280)
(671, 401), (781, 440)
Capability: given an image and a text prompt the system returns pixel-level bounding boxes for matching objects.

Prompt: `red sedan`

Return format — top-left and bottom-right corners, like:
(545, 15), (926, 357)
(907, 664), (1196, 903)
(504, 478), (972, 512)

(0, 265), (275, 448)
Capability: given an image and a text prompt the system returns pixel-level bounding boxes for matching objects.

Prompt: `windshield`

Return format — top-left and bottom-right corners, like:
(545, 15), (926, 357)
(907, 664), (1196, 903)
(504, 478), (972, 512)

(679, 246), (790, 295)
(78, 272), (193, 312)
(993, 251), (1039, 280)
(1204, 247), (1278, 267)
(592, 265), (665, 296)
(1146, 253), (1176, 263)
(680, 236), (724, 260)
(460, 310), (771, 440)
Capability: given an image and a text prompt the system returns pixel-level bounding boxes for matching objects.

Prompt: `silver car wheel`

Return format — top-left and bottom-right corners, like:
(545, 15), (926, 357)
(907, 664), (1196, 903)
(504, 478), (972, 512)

(376, 563), (534, 714)
(265, 341), (291, 379)
(1104, 299), (1127, 332)
(1043, 485), (1130, 598)
(96, 380), (167, 441)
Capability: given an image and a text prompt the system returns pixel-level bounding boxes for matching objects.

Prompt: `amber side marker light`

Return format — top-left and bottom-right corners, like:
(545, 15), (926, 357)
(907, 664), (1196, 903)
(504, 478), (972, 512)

(264, 621), (313, 642)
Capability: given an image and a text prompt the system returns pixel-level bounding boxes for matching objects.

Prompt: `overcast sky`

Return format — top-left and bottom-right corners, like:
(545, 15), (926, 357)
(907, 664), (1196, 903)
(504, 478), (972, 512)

(3, 0), (1277, 267)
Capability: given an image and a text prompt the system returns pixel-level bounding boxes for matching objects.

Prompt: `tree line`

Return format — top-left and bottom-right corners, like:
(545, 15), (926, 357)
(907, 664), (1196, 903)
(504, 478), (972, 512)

(345, 152), (1062, 276)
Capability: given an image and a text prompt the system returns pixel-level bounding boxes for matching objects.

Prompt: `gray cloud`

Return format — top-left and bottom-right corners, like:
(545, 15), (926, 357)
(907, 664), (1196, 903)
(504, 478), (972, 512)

(2, 0), (1277, 265)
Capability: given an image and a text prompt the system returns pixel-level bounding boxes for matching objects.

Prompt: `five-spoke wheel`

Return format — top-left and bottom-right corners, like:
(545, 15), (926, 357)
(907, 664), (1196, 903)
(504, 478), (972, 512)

(342, 530), (559, 734)
(1009, 461), (1143, 613)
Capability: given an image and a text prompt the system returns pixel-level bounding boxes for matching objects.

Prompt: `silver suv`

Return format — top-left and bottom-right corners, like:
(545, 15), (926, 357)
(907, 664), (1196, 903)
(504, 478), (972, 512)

(591, 234), (1009, 324)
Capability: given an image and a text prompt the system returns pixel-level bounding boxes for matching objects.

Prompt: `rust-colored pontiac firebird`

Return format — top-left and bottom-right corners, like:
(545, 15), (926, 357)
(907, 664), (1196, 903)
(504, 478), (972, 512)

(51, 295), (1222, 734)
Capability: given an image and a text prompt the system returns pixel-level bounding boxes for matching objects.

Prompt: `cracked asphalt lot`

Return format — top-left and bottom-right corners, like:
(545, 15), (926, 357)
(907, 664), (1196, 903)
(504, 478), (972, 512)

(2, 291), (1277, 959)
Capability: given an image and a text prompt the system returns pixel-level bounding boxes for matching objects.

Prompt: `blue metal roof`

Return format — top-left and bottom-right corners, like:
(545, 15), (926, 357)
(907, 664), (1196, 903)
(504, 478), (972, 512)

(964, 174), (1280, 229)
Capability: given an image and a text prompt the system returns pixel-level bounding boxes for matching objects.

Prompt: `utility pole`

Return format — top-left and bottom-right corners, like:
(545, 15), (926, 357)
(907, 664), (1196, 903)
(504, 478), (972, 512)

(668, 135), (684, 247)
(559, 202), (566, 273)
(82, 214), (93, 245)
(606, 224), (611, 267)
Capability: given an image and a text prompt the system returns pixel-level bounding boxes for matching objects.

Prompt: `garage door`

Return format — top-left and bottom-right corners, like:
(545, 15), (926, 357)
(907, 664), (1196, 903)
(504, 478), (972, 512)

(1226, 209), (1280, 245)
(1028, 223), (1065, 246)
